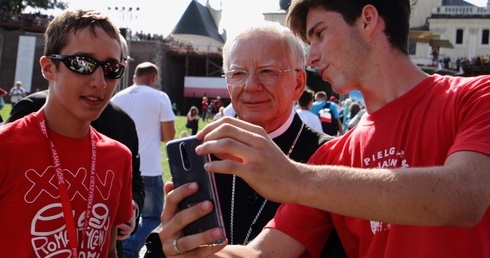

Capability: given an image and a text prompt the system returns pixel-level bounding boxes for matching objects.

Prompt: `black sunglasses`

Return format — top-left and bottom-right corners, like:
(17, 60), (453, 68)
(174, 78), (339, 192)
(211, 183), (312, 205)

(48, 54), (125, 79)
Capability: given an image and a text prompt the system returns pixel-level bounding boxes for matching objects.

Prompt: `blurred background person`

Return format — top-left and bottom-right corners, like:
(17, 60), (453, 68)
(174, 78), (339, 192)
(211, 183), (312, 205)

(8, 81), (26, 106)
(201, 96), (209, 122)
(185, 105), (200, 135)
(111, 61), (176, 258)
(296, 88), (322, 132)
(213, 106), (226, 121)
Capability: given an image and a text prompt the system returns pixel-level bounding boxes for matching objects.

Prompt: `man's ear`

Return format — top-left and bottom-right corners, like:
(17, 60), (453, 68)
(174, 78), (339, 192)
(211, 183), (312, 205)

(360, 5), (379, 35)
(152, 73), (159, 85)
(293, 70), (307, 101)
(40, 56), (55, 80)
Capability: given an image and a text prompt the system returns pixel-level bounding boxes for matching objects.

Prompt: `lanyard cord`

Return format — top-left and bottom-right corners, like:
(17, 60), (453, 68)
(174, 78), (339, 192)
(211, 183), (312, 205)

(35, 110), (97, 258)
(230, 122), (304, 245)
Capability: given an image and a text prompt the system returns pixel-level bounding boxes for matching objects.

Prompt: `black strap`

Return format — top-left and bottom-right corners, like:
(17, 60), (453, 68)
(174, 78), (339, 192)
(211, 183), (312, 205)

(144, 232), (165, 258)
(323, 101), (331, 110)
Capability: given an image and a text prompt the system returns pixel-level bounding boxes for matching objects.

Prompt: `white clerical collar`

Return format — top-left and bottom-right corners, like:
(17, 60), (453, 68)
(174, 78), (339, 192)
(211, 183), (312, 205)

(268, 109), (295, 139)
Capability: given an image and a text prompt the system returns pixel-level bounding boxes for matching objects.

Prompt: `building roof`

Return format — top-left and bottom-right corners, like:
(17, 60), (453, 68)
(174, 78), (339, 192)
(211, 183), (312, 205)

(171, 0), (224, 44)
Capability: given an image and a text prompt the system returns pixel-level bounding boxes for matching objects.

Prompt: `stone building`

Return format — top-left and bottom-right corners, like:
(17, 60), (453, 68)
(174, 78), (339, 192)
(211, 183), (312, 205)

(1, 0), (488, 109)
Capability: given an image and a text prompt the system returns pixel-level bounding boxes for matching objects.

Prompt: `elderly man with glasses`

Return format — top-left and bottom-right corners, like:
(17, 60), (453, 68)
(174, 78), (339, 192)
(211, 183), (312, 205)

(144, 21), (345, 258)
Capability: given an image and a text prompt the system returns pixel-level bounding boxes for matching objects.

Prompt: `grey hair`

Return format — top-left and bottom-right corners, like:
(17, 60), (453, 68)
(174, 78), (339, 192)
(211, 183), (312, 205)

(222, 21), (306, 73)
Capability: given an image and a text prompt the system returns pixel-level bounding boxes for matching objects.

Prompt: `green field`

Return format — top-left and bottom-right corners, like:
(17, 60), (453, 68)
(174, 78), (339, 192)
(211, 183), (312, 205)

(161, 115), (211, 182)
(0, 103), (10, 124)
(0, 103), (210, 183)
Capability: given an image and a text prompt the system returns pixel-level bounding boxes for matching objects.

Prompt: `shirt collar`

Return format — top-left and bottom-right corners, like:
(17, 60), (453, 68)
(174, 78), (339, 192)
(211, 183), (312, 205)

(268, 109), (295, 139)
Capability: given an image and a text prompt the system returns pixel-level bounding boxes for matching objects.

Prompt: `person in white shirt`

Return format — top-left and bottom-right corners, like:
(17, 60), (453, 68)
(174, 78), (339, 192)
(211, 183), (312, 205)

(296, 88), (322, 132)
(8, 81), (26, 105)
(111, 61), (176, 258)
(223, 103), (236, 117)
(213, 106), (226, 121)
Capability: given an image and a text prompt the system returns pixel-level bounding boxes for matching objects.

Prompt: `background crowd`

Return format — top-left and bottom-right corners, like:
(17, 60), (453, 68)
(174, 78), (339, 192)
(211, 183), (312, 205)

(1, 1), (489, 257)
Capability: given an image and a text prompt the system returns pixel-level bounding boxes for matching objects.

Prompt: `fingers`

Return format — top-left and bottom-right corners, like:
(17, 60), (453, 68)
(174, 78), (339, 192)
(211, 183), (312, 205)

(162, 199), (215, 241)
(193, 117), (301, 204)
(127, 216), (136, 232)
(117, 202), (137, 241)
(196, 116), (265, 141)
(162, 229), (228, 257)
(195, 117), (279, 180)
(196, 125), (269, 160)
(116, 223), (131, 240)
(161, 182), (199, 225)
(164, 181), (175, 195)
(159, 182), (226, 256)
(195, 125), (278, 182)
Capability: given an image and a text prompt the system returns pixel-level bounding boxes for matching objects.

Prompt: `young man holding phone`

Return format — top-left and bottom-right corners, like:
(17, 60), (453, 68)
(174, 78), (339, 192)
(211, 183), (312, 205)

(157, 0), (490, 257)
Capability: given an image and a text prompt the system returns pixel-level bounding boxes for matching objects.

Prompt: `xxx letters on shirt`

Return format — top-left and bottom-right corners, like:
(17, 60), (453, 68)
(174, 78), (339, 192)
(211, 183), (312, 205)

(24, 165), (115, 257)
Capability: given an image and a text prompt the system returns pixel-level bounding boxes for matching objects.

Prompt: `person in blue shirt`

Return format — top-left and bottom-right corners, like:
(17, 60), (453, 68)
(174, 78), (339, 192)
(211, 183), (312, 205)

(311, 91), (343, 136)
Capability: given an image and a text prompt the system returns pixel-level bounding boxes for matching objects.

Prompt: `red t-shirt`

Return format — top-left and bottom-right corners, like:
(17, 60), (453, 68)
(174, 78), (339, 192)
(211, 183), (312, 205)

(213, 99), (223, 111)
(267, 74), (490, 258)
(202, 100), (209, 112)
(0, 113), (133, 257)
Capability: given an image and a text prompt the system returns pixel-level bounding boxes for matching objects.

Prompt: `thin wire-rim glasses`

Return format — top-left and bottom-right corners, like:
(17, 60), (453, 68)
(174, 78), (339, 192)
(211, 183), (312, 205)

(224, 67), (299, 86)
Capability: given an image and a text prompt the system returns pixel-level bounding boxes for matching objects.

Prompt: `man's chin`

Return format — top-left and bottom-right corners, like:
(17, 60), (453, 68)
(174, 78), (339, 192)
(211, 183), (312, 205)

(240, 114), (269, 126)
(83, 110), (105, 123)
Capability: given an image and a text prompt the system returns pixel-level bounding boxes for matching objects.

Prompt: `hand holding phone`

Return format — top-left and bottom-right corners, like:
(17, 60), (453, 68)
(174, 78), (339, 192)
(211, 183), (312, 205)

(166, 136), (226, 245)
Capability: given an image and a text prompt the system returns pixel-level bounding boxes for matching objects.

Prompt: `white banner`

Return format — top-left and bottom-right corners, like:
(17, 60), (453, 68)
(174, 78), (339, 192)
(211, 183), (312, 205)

(14, 35), (36, 93)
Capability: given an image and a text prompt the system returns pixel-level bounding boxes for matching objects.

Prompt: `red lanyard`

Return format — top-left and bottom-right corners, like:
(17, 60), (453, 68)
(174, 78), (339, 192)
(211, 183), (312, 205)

(35, 110), (97, 258)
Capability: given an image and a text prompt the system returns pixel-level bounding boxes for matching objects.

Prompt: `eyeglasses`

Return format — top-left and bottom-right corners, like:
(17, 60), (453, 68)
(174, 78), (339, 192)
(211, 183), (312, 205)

(224, 67), (299, 86)
(48, 54), (125, 79)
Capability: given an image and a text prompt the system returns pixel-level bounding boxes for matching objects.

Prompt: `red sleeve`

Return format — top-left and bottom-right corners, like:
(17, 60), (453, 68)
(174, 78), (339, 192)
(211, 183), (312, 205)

(448, 76), (490, 156)
(266, 203), (333, 257)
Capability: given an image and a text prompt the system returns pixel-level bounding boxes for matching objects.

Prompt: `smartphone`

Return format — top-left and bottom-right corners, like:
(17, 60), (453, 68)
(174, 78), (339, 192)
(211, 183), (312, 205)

(166, 136), (226, 245)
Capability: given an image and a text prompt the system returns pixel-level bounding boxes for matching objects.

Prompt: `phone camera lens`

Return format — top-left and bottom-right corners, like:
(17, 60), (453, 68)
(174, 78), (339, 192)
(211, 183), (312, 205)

(180, 142), (192, 170)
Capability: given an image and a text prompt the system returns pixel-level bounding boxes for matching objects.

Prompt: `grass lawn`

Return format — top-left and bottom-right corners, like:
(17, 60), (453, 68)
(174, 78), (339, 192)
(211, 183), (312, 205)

(0, 103), (210, 183)
(0, 103), (12, 125)
(161, 115), (212, 182)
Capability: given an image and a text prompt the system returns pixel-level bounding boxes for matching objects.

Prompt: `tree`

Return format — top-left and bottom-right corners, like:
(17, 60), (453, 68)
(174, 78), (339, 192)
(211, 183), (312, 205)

(0, 0), (68, 14)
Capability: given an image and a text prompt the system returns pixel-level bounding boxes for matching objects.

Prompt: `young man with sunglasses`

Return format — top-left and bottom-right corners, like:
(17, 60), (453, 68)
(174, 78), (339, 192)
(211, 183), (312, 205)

(156, 0), (490, 257)
(0, 9), (133, 257)
(6, 34), (145, 258)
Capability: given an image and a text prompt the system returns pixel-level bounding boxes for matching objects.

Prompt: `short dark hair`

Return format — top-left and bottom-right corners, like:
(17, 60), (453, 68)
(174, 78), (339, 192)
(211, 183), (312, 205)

(287, 0), (410, 55)
(298, 89), (315, 107)
(349, 102), (362, 117)
(44, 9), (122, 58)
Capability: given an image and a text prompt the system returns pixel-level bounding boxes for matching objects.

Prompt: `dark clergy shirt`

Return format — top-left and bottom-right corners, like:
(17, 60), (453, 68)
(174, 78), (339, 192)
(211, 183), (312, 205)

(143, 112), (346, 258)
(214, 113), (346, 257)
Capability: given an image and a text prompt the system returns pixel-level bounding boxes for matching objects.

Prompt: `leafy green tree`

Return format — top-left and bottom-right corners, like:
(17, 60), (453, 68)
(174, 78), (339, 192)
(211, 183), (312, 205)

(1, 0), (67, 14)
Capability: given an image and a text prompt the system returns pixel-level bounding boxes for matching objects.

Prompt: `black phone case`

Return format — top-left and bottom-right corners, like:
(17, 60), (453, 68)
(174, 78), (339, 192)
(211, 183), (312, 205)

(166, 136), (226, 244)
